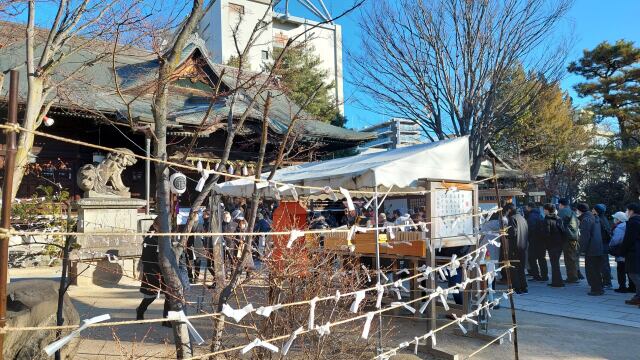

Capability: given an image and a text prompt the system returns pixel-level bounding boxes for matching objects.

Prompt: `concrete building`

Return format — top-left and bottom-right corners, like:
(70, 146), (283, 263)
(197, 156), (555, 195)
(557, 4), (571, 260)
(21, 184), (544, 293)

(198, 0), (344, 113)
(357, 118), (423, 151)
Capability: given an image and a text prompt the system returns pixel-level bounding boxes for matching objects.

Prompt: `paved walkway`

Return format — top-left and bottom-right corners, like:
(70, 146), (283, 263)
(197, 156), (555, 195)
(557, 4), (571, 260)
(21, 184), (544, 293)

(510, 257), (640, 329)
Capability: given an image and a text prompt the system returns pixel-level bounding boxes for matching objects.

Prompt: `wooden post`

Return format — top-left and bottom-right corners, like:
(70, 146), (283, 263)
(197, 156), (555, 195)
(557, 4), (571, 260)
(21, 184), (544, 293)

(492, 158), (519, 360)
(0, 69), (19, 360)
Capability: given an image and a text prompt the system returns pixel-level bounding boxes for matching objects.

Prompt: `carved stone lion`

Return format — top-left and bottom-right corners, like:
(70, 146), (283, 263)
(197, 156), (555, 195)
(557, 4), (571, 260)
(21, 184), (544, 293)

(77, 148), (137, 197)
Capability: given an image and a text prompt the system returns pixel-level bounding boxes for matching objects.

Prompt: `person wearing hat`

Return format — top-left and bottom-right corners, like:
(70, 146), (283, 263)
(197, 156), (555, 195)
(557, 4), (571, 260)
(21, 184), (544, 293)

(609, 211), (635, 293)
(576, 203), (604, 296)
(593, 204), (613, 289)
(620, 203), (640, 305)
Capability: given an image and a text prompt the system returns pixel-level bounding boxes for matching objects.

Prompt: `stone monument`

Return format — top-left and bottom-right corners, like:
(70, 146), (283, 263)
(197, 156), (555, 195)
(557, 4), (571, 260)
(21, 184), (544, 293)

(73, 148), (147, 286)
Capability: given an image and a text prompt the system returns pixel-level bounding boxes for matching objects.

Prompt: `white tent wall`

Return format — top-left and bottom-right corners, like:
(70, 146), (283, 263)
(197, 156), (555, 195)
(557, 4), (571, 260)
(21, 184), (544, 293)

(213, 136), (471, 198)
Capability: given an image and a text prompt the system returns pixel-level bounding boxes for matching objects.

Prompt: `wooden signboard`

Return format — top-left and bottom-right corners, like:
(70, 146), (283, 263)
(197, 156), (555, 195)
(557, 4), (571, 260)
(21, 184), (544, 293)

(423, 180), (479, 248)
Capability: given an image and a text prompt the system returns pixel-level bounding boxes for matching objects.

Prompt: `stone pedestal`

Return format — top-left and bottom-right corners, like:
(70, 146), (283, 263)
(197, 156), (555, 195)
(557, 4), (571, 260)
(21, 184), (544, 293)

(73, 197), (146, 286)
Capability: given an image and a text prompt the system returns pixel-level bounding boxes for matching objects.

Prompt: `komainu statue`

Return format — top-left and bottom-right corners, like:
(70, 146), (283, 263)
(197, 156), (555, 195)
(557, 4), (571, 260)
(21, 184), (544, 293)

(77, 148), (137, 197)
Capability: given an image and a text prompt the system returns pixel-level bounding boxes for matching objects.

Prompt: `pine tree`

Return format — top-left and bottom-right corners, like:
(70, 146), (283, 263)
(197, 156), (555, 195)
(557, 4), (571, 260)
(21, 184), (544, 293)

(271, 46), (339, 124)
(568, 40), (640, 197)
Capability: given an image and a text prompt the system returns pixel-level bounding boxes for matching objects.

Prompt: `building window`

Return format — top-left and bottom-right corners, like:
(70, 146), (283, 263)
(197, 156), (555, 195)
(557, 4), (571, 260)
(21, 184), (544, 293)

(261, 50), (269, 60)
(229, 3), (244, 15)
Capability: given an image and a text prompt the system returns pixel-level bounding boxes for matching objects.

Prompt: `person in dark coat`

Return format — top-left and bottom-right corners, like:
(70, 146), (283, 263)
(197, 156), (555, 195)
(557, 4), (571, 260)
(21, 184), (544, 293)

(543, 204), (565, 287)
(593, 204), (613, 289)
(503, 203), (529, 294)
(526, 203), (547, 281)
(620, 203), (640, 305)
(576, 203), (604, 296)
(558, 199), (582, 283)
(136, 218), (171, 325)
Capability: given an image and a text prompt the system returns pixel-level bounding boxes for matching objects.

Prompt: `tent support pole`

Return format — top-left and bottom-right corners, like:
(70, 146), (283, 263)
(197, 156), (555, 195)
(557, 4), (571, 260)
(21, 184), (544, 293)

(374, 187), (382, 354)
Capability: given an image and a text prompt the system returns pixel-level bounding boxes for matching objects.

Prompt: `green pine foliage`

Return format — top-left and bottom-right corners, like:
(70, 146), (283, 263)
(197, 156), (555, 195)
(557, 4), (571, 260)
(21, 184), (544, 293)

(568, 40), (640, 197)
(271, 46), (340, 125)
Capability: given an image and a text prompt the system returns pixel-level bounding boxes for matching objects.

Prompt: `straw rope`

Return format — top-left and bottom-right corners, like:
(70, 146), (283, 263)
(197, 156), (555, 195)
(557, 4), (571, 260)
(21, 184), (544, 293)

(0, 123), (495, 196)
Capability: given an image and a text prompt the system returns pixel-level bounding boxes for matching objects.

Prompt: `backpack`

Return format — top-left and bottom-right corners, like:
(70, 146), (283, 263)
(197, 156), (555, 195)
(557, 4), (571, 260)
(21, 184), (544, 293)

(560, 214), (580, 241)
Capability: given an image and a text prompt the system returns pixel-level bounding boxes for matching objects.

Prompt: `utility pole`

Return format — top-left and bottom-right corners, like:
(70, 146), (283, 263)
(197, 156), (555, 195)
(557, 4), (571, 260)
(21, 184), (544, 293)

(0, 70), (20, 359)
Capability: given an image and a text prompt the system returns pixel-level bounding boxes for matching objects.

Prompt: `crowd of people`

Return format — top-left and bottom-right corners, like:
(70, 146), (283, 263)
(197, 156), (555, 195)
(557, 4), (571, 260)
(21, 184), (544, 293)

(502, 199), (640, 307)
(133, 197), (640, 322)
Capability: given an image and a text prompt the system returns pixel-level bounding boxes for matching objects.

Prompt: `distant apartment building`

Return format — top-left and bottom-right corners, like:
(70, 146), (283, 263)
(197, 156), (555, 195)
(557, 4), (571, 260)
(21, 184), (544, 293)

(198, 0), (344, 113)
(358, 118), (423, 151)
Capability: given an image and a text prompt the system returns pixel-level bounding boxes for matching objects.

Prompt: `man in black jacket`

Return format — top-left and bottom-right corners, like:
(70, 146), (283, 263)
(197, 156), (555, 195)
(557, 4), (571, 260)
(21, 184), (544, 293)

(136, 218), (171, 326)
(504, 203), (529, 294)
(526, 203), (548, 281)
(593, 204), (613, 289)
(576, 203), (604, 296)
(621, 203), (640, 305)
(543, 203), (565, 287)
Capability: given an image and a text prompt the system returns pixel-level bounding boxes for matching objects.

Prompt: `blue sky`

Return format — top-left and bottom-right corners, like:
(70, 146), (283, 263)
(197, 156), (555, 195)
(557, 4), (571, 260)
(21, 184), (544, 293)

(281, 0), (640, 130)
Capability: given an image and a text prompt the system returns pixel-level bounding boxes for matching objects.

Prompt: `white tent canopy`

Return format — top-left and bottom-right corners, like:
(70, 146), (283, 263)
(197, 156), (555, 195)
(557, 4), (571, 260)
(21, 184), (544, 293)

(213, 136), (471, 198)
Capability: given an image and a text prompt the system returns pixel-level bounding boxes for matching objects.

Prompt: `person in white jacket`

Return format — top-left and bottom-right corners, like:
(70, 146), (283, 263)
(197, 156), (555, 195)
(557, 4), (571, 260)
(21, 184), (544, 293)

(611, 212), (635, 293)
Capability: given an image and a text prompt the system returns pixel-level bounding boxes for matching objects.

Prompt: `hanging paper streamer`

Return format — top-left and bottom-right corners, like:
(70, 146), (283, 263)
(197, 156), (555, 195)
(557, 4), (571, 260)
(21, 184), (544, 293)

(486, 262), (496, 285)
(425, 331), (437, 347)
(287, 229), (305, 248)
(417, 266), (434, 282)
(362, 265), (372, 282)
(346, 226), (357, 242)
(507, 328), (514, 343)
(436, 287), (450, 311)
(393, 279), (409, 293)
(350, 290), (367, 313)
(269, 181), (281, 200)
(256, 304), (283, 317)
(363, 196), (375, 210)
(419, 296), (435, 314)
(282, 327), (304, 355)
(361, 312), (376, 339)
(195, 161), (214, 192)
(308, 297), (319, 330)
(390, 301), (416, 314)
(453, 314), (468, 334)
(448, 254), (460, 276)
(378, 270), (389, 283)
(322, 186), (338, 201)
(222, 303), (255, 323)
(277, 184), (298, 201)
(395, 268), (410, 276)
(340, 187), (355, 211)
(316, 322), (331, 336)
(241, 338), (279, 355)
(488, 237), (502, 248)
(437, 267), (448, 282)
(414, 336), (421, 354)
(167, 310), (205, 345)
(375, 283), (385, 309)
(44, 314), (111, 356)
(387, 226), (396, 240)
(399, 341), (410, 349)
(334, 290), (341, 303)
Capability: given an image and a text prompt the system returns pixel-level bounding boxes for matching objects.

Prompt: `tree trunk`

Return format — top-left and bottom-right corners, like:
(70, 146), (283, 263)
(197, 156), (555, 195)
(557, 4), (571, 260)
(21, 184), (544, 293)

(210, 194), (226, 300)
(12, 77), (45, 198)
(153, 72), (192, 358)
(469, 132), (486, 180)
